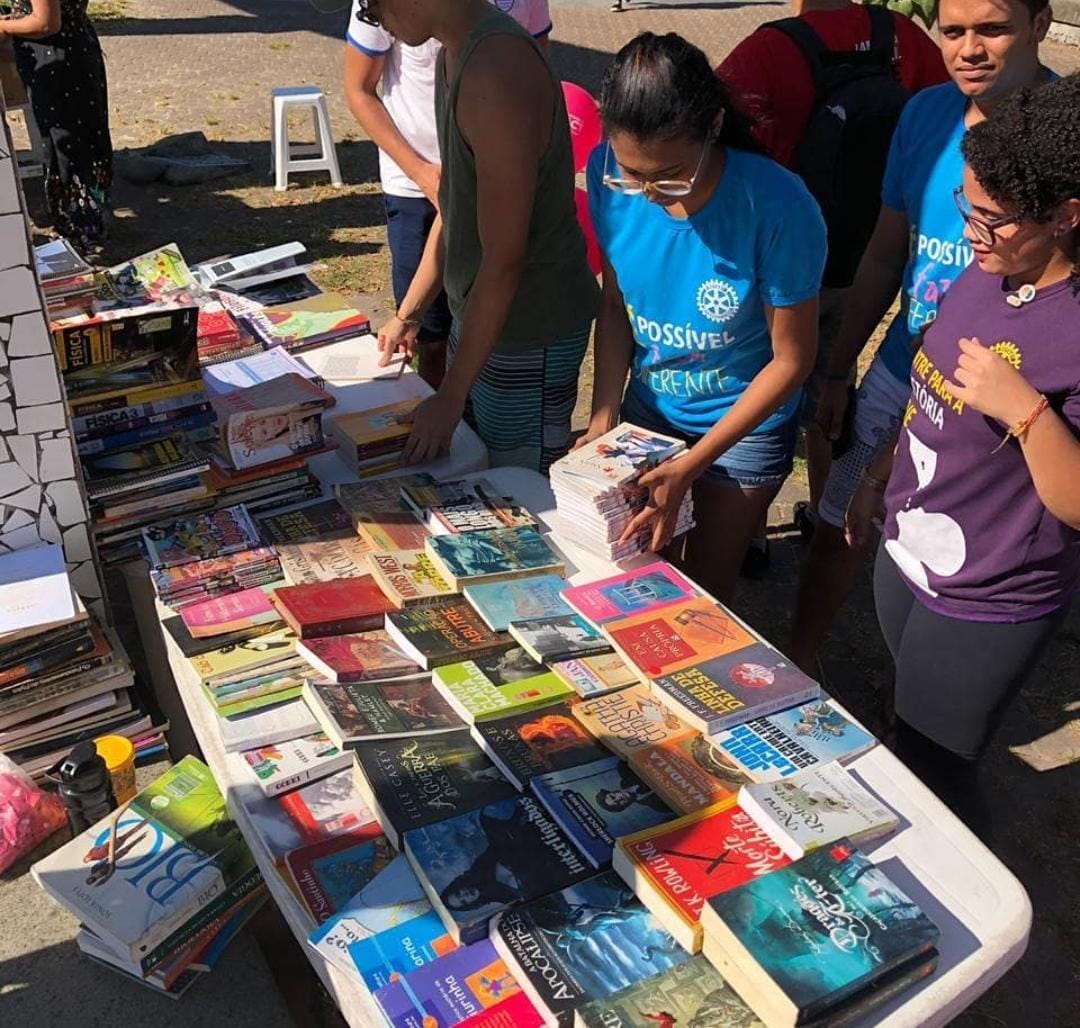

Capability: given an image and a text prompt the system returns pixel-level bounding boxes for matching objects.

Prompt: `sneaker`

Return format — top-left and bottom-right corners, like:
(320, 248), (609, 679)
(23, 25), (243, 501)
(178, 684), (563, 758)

(740, 537), (770, 579)
(793, 500), (818, 542)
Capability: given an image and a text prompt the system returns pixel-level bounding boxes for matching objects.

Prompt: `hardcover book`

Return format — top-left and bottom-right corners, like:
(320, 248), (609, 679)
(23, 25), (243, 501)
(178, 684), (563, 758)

(550, 652), (638, 699)
(572, 685), (695, 761)
(738, 764), (898, 859)
(366, 548), (455, 608)
(31, 756), (257, 959)
(561, 563), (697, 626)
(352, 731), (518, 848)
(425, 526), (564, 590)
(573, 954), (761, 1028)
(337, 474), (434, 551)
(699, 843), (940, 1027)
(401, 478), (536, 536)
(491, 870), (690, 1023)
(373, 939), (526, 1028)
(278, 768), (381, 846)
(241, 731), (351, 797)
(604, 599), (757, 681)
(711, 697), (877, 782)
(531, 757), (673, 869)
(270, 577), (394, 638)
(286, 833), (398, 925)
(257, 498), (354, 545)
(384, 598), (516, 671)
(612, 801), (789, 952)
(629, 734), (749, 815)
(508, 614), (612, 665)
(141, 504), (261, 569)
(278, 536), (375, 586)
(296, 630), (422, 684)
(432, 650), (572, 723)
(462, 574), (572, 633)
(345, 908), (458, 991)
(471, 703), (612, 791)
(303, 678), (463, 748)
(403, 794), (592, 944)
(179, 586), (282, 639)
(651, 643), (820, 736)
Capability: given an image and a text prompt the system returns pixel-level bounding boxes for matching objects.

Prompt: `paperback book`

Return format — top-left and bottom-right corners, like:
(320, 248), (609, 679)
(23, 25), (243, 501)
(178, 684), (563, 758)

(179, 586), (282, 639)
(296, 630), (422, 684)
(508, 614), (612, 665)
(239, 295), (371, 352)
(278, 536), (375, 586)
(432, 650), (572, 723)
(345, 908), (457, 991)
(286, 833), (397, 925)
(572, 685), (695, 761)
(629, 733), (749, 815)
(531, 757), (673, 869)
(366, 548), (455, 608)
(550, 652), (638, 699)
(278, 767), (380, 846)
(257, 498), (354, 545)
(217, 695), (320, 754)
(462, 574), (572, 633)
(240, 731), (351, 797)
(140, 504), (261, 569)
(384, 598), (515, 671)
(400, 478), (536, 536)
(329, 399), (418, 475)
(270, 577), (394, 638)
(425, 526), (564, 591)
(336, 474), (435, 551)
(561, 562), (697, 626)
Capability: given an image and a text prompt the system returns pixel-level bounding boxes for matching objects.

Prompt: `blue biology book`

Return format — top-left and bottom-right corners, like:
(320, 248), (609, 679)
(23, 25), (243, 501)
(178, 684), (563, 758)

(347, 908), (457, 991)
(530, 756), (673, 868)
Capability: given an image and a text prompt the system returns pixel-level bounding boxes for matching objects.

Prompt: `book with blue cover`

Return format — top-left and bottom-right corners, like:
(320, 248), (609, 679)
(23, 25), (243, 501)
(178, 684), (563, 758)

(491, 870), (691, 1023)
(424, 526), (564, 590)
(699, 841), (939, 1026)
(463, 574), (572, 632)
(347, 908), (458, 991)
(404, 794), (592, 944)
(531, 757), (673, 868)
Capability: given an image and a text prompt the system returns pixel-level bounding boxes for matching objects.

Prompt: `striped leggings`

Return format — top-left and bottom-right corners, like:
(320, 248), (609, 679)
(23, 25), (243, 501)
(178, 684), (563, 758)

(449, 322), (590, 474)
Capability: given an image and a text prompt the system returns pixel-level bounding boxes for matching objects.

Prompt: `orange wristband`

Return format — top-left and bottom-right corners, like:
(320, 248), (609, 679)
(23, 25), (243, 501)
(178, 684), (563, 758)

(992, 394), (1049, 454)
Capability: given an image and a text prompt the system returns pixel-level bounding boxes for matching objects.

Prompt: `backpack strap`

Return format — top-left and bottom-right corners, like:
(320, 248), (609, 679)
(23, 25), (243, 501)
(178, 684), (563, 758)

(760, 17), (831, 87)
(865, 5), (898, 60)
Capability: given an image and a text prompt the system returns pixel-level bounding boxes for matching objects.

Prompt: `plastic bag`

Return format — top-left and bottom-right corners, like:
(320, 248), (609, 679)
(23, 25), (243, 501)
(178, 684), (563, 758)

(0, 752), (67, 873)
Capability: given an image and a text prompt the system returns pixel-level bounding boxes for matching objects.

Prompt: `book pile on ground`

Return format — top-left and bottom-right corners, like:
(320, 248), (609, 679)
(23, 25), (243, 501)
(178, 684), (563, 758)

(0, 545), (150, 779)
(32, 756), (268, 998)
(549, 423), (695, 560)
(34, 237), (95, 312)
(329, 399), (420, 477)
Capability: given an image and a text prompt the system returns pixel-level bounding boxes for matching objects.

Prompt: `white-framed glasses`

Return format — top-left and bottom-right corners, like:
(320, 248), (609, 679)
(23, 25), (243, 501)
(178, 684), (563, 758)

(602, 140), (709, 198)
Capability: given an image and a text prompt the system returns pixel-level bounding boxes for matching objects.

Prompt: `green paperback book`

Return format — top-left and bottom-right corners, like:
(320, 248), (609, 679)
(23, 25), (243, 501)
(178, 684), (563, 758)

(432, 649), (572, 723)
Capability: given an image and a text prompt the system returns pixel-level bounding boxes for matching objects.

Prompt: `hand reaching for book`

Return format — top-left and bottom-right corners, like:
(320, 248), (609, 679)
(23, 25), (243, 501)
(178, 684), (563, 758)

(618, 459), (692, 553)
(378, 315), (421, 367)
(401, 392), (465, 465)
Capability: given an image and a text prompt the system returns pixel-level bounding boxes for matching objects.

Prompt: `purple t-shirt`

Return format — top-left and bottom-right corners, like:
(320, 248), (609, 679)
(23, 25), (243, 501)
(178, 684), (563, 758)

(883, 263), (1080, 622)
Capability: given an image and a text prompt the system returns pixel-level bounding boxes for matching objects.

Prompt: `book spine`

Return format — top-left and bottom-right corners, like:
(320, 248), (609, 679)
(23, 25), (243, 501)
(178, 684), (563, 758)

(78, 411), (217, 457)
(0, 635), (96, 689)
(68, 379), (205, 418)
(75, 400), (212, 442)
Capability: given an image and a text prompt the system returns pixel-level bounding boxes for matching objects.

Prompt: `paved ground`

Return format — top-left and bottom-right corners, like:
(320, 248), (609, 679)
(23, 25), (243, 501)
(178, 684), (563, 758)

(3, 2), (1078, 1026)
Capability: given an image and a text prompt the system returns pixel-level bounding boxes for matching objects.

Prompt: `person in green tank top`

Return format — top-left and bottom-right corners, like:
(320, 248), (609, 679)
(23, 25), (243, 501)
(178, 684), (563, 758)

(370, 0), (600, 473)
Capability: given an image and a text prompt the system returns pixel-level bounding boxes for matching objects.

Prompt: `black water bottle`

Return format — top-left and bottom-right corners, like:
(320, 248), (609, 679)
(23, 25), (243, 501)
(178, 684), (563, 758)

(57, 741), (117, 835)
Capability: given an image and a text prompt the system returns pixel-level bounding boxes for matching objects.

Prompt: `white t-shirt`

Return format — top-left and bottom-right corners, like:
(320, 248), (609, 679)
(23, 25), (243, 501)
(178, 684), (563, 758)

(346, 0), (553, 198)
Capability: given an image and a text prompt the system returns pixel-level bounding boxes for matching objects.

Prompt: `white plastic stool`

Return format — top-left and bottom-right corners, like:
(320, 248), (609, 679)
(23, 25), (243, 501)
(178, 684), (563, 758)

(270, 86), (343, 191)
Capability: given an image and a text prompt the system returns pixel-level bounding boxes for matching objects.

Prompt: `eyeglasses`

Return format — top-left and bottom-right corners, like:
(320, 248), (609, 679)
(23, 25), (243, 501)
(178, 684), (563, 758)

(953, 186), (1021, 247)
(354, 0), (379, 26)
(602, 140), (709, 198)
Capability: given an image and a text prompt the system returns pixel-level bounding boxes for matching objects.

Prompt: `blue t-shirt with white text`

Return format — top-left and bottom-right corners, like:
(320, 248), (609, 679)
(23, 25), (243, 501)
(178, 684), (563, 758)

(587, 147), (826, 437)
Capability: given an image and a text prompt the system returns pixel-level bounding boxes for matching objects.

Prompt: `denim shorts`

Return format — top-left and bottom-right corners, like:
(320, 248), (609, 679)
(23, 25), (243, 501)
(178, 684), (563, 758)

(384, 194), (452, 343)
(621, 391), (799, 489)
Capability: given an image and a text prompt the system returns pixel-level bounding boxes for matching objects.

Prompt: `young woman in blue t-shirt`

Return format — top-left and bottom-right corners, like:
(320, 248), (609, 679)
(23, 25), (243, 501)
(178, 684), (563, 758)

(581, 33), (827, 602)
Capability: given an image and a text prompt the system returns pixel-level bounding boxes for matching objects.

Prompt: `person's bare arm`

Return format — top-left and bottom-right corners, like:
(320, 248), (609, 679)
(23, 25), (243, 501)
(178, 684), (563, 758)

(343, 45), (440, 206)
(579, 252), (634, 443)
(377, 215), (446, 365)
(0, 0), (59, 37)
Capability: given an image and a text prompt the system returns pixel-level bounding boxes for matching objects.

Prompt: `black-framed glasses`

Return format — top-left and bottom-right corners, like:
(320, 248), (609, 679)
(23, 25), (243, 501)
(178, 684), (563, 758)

(602, 140), (709, 198)
(953, 186), (1021, 247)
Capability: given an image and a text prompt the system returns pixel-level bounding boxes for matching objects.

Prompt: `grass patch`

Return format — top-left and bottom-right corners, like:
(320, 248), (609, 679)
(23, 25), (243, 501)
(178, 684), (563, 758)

(88, 0), (131, 21)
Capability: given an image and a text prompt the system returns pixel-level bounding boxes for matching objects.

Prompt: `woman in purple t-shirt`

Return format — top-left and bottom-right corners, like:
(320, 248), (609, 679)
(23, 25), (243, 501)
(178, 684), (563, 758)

(847, 75), (1080, 835)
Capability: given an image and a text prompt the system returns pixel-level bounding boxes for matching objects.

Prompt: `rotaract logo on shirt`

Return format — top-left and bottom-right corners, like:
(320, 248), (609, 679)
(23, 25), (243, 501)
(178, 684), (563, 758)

(696, 278), (740, 324)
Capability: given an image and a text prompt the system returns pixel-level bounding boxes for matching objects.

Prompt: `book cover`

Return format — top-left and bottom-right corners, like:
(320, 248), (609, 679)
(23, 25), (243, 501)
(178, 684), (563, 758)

(367, 548), (455, 608)
(241, 300), (370, 351)
(508, 614), (612, 665)
(278, 767), (381, 846)
(270, 577), (394, 638)
(562, 563), (697, 626)
(278, 536), (375, 586)
(331, 400), (417, 452)
(287, 833), (398, 925)
(574, 953), (761, 1028)
(701, 843), (939, 1024)
(531, 757), (673, 869)
(458, 992), (546, 1028)
(337, 474), (434, 551)
(257, 498), (354, 545)
(303, 678), (463, 746)
(404, 794), (592, 944)
(31, 756), (256, 958)
(433, 650), (572, 723)
(187, 628), (298, 685)
(492, 870), (690, 1021)
(240, 731), (351, 797)
(651, 644), (819, 736)
(614, 802), (789, 951)
(462, 575), (571, 633)
(297, 630), (421, 684)
(738, 764), (898, 859)
(629, 734), (749, 815)
(472, 703), (610, 791)
(572, 685), (695, 761)
(550, 653), (638, 699)
(218, 695), (320, 754)
(82, 436), (207, 498)
(402, 478), (536, 536)
(385, 599), (515, 670)
(374, 939), (525, 1028)
(345, 908), (458, 991)
(179, 586), (281, 639)
(551, 424), (685, 488)
(140, 505), (261, 570)
(307, 853), (433, 979)
(352, 731), (517, 847)
(711, 697), (877, 782)
(425, 527), (564, 589)
(604, 599), (757, 681)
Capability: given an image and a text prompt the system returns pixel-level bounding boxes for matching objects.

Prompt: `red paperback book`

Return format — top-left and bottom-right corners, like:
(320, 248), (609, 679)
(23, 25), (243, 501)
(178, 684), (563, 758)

(285, 832), (394, 925)
(296, 630), (421, 683)
(270, 577), (395, 638)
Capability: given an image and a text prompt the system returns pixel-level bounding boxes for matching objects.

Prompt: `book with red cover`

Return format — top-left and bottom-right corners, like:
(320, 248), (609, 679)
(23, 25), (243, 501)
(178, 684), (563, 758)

(296, 631), (421, 684)
(278, 767), (381, 845)
(285, 833), (396, 925)
(270, 577), (394, 638)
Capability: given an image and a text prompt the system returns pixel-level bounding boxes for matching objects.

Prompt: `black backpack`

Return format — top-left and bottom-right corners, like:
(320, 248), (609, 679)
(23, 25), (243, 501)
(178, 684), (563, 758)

(763, 7), (911, 288)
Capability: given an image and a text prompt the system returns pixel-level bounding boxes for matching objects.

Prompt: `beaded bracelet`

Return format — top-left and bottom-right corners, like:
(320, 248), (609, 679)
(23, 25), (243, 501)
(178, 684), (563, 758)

(992, 394), (1049, 454)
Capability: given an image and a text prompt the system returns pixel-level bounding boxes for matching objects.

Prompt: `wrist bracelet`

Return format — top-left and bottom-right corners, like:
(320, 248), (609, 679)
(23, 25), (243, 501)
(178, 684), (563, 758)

(860, 472), (888, 493)
(396, 311), (422, 328)
(992, 394), (1049, 454)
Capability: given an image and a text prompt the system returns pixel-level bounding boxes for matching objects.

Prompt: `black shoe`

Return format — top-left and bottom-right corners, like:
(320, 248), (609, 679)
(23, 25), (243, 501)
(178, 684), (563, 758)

(793, 500), (818, 543)
(740, 538), (770, 579)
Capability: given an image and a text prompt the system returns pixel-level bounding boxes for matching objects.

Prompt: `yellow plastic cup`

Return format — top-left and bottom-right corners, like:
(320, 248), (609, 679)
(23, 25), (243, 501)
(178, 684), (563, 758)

(95, 735), (137, 805)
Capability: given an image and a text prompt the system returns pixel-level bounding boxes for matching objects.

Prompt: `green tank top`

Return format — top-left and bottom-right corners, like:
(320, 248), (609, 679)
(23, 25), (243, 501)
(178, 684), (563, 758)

(435, 11), (599, 354)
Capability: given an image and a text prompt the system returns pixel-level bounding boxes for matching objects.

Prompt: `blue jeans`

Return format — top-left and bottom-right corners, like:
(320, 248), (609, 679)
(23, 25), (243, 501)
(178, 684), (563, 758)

(384, 194), (452, 343)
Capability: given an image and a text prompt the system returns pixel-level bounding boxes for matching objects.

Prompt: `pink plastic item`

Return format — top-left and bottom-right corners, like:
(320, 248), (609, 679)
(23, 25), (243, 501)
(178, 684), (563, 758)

(574, 187), (602, 276)
(0, 753), (67, 872)
(562, 81), (602, 174)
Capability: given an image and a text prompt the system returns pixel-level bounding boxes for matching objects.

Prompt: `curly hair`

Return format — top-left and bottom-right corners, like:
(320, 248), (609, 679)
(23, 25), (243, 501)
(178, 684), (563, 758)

(962, 74), (1080, 288)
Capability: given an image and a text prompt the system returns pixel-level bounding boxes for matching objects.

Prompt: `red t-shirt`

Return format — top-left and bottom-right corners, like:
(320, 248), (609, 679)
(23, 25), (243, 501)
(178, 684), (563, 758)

(717, 8), (949, 168)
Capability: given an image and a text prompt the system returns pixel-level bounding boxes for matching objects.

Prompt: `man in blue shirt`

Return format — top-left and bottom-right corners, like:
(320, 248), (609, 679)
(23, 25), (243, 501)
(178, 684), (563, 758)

(790, 0), (1054, 672)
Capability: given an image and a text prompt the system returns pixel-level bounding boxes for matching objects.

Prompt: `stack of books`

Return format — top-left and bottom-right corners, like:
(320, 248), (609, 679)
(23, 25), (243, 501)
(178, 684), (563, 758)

(0, 545), (156, 779)
(33, 238), (95, 313)
(328, 399), (420, 477)
(32, 757), (268, 997)
(549, 423), (695, 561)
(190, 627), (308, 718)
(195, 301), (257, 365)
(235, 291), (371, 354)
